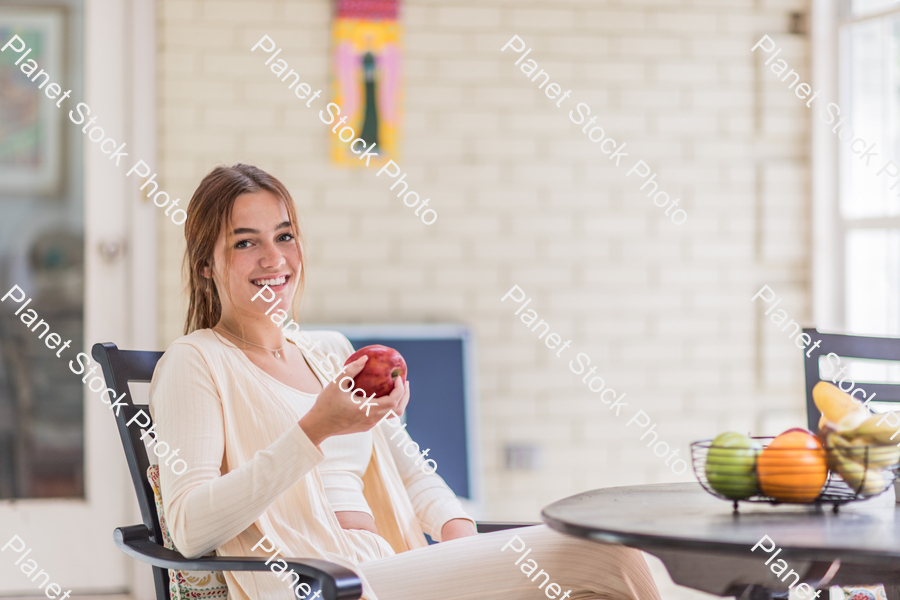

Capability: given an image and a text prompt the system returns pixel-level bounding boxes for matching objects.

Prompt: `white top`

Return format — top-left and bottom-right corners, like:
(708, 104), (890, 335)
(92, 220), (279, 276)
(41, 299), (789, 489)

(281, 388), (376, 516)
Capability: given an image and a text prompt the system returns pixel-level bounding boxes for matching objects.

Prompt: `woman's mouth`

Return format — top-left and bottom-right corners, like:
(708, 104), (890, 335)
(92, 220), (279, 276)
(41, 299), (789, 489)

(252, 274), (290, 291)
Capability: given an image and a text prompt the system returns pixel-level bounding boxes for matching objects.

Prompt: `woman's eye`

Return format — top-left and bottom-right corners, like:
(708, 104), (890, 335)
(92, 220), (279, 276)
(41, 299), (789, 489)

(234, 239), (251, 249)
(279, 233), (295, 242)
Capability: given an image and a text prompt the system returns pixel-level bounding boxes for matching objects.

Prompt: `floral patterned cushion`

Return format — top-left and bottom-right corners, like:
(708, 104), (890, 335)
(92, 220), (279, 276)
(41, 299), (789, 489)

(148, 464), (229, 600)
(841, 585), (888, 600)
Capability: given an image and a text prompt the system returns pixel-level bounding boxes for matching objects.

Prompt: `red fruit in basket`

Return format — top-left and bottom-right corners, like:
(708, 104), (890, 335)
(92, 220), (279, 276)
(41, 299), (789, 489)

(343, 345), (407, 397)
(757, 428), (827, 503)
(783, 427), (816, 435)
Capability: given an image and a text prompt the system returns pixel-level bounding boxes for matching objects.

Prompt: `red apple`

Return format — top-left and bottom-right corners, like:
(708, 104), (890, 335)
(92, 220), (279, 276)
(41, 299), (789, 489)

(343, 345), (407, 397)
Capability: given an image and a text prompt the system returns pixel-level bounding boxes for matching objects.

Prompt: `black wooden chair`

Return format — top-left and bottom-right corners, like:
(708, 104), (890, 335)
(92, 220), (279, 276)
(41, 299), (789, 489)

(802, 327), (900, 600)
(92, 341), (530, 600)
(803, 327), (900, 431)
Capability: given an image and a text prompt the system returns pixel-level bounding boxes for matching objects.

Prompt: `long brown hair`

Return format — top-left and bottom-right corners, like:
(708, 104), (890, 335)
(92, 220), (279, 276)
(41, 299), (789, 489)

(183, 164), (306, 334)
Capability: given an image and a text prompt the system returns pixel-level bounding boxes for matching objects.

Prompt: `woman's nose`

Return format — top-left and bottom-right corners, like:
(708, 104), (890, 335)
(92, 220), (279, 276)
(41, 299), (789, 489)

(260, 242), (285, 268)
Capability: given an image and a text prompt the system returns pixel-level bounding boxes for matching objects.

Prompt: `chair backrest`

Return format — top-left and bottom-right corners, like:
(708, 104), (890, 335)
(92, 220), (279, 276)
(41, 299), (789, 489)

(802, 328), (900, 431)
(91, 342), (169, 600)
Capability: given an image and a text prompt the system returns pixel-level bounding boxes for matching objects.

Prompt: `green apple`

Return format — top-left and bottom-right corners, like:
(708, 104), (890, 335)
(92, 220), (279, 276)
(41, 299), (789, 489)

(705, 432), (762, 500)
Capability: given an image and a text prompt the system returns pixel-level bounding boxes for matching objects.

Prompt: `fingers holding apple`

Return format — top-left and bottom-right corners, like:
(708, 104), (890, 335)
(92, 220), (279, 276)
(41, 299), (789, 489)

(395, 379), (410, 416)
(380, 376), (410, 418)
(299, 346), (410, 445)
(363, 376), (409, 423)
(341, 354), (369, 380)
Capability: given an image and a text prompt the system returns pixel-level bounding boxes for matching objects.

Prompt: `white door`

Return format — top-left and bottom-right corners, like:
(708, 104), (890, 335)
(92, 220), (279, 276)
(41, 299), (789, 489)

(0, 0), (157, 594)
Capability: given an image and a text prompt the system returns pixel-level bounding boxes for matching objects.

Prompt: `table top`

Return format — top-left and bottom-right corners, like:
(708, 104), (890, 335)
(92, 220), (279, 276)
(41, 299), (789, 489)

(542, 482), (900, 566)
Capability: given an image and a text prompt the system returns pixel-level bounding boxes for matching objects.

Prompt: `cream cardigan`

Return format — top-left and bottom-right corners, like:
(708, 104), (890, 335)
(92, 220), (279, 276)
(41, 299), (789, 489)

(148, 328), (473, 600)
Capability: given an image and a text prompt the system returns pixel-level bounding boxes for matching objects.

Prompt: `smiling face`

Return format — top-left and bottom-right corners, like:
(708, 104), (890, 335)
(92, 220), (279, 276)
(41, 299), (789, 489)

(205, 190), (301, 325)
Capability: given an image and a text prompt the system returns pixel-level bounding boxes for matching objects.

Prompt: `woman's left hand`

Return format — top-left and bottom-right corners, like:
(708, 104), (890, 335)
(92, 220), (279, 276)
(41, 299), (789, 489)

(440, 518), (478, 542)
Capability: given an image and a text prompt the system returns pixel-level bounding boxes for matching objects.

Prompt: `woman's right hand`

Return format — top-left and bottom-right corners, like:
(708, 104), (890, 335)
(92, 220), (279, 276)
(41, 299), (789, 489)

(298, 355), (410, 447)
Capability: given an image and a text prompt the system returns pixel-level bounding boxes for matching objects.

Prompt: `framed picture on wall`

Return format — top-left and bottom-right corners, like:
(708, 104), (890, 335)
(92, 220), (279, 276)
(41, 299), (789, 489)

(0, 7), (64, 196)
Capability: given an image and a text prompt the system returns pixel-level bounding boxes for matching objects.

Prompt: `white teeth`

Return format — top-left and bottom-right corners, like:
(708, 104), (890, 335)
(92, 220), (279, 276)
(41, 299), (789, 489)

(253, 276), (287, 287)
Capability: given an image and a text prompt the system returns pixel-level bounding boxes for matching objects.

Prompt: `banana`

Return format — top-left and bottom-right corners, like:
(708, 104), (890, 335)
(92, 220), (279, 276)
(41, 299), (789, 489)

(824, 431), (894, 496)
(813, 388), (900, 498)
(845, 413), (900, 445)
(814, 381), (865, 425)
(845, 436), (900, 468)
(826, 432), (850, 451)
(833, 409), (873, 434)
(830, 452), (886, 497)
(864, 447), (899, 469)
(825, 432), (853, 472)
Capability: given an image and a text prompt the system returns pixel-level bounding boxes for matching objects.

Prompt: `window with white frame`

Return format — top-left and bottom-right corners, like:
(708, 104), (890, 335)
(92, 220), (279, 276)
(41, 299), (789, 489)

(841, 0), (900, 336)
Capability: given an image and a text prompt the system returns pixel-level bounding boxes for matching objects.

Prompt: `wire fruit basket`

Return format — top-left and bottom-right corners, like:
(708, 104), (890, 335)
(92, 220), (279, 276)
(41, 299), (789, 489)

(691, 436), (900, 512)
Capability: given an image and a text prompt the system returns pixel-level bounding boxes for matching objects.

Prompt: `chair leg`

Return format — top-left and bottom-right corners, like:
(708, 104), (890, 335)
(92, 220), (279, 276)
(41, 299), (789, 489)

(737, 585), (785, 600)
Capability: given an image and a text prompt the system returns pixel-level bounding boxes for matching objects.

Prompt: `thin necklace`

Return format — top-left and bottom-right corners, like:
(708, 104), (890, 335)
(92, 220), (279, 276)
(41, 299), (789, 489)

(214, 326), (288, 359)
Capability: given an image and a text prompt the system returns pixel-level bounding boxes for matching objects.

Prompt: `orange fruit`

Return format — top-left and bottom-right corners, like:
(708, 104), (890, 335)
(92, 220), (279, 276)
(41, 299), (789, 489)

(757, 428), (827, 503)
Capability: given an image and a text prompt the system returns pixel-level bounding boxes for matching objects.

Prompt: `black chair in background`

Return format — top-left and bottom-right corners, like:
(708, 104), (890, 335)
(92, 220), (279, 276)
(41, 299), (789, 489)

(803, 327), (900, 432)
(802, 327), (900, 600)
(92, 341), (528, 600)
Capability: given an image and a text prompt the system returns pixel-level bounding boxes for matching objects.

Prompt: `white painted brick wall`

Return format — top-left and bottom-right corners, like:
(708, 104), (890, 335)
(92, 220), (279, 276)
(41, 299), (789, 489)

(157, 0), (812, 548)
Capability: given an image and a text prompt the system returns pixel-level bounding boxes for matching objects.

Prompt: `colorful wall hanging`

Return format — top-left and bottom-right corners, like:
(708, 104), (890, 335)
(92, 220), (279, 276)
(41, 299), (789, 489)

(329, 0), (402, 167)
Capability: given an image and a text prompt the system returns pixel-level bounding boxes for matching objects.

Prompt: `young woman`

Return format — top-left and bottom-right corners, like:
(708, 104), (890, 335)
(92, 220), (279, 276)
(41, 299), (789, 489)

(149, 164), (661, 600)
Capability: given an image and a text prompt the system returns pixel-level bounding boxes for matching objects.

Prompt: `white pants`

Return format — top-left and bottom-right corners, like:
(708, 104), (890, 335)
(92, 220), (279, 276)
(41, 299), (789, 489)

(358, 525), (662, 600)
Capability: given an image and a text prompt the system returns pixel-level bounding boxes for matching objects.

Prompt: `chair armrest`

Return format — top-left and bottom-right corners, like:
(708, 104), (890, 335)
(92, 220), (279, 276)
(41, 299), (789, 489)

(114, 525), (362, 600)
(476, 521), (538, 533)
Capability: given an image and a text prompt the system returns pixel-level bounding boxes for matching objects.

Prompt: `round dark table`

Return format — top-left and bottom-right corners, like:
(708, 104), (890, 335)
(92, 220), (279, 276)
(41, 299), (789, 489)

(542, 483), (900, 598)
